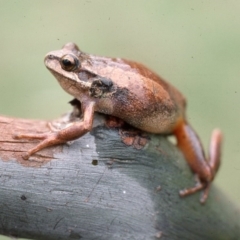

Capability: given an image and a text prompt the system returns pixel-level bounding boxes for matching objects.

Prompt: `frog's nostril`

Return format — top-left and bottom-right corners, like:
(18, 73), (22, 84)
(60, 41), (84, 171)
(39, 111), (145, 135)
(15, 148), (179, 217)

(44, 54), (56, 65)
(48, 54), (55, 59)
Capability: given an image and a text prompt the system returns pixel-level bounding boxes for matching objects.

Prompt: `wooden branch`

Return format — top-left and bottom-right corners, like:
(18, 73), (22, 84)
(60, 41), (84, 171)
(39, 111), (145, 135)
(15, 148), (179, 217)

(0, 114), (239, 240)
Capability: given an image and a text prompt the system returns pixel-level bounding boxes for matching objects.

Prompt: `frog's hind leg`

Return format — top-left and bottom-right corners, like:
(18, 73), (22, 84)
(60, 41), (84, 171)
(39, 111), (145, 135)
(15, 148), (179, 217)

(174, 122), (222, 204)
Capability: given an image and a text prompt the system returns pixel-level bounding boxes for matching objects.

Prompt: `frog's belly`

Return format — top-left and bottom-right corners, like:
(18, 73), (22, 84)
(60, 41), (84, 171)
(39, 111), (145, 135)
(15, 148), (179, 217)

(125, 112), (180, 134)
(97, 105), (180, 133)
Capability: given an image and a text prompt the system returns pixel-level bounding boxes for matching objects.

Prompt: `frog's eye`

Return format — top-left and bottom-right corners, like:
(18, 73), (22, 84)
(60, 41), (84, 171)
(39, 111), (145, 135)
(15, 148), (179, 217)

(60, 54), (79, 71)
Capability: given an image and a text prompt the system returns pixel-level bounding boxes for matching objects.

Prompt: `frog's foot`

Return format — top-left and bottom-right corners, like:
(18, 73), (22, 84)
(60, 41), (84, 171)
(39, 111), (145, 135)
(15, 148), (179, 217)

(179, 179), (210, 204)
(13, 132), (64, 160)
(13, 103), (95, 160)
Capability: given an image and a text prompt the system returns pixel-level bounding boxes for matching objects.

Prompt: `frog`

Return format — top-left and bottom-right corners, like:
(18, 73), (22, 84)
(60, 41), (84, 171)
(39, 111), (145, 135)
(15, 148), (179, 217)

(14, 42), (222, 204)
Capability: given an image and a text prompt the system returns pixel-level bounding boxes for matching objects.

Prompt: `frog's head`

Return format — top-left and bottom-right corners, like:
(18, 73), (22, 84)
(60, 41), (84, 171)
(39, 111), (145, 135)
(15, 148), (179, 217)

(44, 42), (92, 98)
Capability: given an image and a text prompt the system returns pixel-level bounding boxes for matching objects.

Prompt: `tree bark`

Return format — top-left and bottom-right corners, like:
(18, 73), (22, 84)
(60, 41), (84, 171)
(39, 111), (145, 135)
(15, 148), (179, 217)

(0, 114), (239, 240)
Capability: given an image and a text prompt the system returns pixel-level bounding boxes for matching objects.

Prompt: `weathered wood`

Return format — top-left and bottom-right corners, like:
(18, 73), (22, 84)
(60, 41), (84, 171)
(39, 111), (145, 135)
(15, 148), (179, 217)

(0, 114), (239, 240)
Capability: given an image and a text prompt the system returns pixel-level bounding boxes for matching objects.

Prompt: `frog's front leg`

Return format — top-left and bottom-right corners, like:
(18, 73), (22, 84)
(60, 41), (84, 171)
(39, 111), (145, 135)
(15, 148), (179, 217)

(174, 122), (222, 204)
(13, 102), (95, 160)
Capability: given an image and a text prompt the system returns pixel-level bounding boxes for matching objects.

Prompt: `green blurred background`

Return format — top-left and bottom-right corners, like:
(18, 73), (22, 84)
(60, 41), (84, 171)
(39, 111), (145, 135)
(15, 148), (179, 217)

(0, 1), (240, 239)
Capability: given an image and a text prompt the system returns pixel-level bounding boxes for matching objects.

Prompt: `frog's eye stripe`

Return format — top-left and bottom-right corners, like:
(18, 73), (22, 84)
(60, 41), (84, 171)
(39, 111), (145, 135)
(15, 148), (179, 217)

(60, 54), (79, 71)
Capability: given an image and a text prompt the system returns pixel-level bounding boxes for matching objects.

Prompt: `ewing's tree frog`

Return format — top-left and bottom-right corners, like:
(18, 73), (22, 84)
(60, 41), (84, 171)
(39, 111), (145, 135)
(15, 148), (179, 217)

(14, 43), (222, 204)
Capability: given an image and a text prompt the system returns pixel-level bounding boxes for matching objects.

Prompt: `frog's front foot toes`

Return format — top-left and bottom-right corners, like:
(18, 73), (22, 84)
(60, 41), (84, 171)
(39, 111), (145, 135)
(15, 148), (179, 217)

(12, 133), (48, 141)
(12, 132), (54, 160)
(12, 133), (23, 140)
(22, 152), (30, 160)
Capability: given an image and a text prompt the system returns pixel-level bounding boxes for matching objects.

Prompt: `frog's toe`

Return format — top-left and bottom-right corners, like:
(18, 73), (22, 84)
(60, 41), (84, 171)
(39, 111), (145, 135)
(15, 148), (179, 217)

(199, 183), (211, 204)
(22, 152), (30, 160)
(12, 133), (22, 139)
(179, 181), (208, 203)
(13, 133), (48, 140)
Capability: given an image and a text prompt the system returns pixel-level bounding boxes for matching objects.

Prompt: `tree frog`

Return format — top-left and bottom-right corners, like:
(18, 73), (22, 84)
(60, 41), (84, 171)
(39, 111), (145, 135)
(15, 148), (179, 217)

(14, 43), (222, 204)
